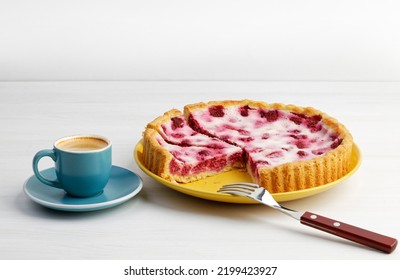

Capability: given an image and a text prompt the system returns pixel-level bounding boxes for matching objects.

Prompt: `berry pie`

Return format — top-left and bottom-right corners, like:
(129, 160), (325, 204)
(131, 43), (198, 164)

(142, 100), (353, 193)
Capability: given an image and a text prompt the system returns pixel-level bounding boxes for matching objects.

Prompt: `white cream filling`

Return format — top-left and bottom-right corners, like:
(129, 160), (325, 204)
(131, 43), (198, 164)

(191, 105), (339, 168)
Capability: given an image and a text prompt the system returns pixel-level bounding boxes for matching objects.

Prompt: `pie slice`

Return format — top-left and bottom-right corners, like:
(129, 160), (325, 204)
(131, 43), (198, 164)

(142, 110), (244, 183)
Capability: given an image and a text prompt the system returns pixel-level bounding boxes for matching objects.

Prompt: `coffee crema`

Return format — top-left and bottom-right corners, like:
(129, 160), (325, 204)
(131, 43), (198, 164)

(56, 137), (109, 151)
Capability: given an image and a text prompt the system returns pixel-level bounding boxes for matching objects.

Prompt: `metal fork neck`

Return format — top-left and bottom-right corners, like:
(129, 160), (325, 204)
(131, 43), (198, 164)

(273, 205), (304, 221)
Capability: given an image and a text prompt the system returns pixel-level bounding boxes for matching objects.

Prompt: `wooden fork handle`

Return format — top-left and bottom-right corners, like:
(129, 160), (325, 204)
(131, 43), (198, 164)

(300, 211), (397, 254)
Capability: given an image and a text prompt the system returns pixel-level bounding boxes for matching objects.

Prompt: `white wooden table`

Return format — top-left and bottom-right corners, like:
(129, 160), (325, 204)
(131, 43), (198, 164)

(1, 81), (399, 260)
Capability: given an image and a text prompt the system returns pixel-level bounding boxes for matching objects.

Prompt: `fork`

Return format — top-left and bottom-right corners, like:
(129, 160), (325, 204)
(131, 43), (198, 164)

(218, 183), (397, 254)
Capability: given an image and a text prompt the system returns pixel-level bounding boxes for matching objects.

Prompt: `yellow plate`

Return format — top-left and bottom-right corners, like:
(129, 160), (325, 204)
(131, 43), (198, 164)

(134, 141), (361, 203)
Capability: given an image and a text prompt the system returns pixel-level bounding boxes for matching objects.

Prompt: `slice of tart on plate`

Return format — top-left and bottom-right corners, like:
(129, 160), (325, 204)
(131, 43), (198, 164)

(142, 109), (244, 183)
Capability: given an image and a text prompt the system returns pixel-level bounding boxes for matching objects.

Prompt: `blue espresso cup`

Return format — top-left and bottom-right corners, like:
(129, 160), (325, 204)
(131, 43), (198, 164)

(33, 135), (112, 197)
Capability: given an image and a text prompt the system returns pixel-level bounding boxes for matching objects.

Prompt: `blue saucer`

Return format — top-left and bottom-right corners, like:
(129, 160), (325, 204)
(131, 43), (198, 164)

(23, 166), (143, 212)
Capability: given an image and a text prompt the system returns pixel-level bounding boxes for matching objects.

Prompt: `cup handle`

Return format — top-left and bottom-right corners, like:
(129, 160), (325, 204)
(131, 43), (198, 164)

(32, 149), (62, 189)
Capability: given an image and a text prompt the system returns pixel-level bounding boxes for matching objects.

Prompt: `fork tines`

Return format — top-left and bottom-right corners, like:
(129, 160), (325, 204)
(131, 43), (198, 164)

(217, 183), (260, 196)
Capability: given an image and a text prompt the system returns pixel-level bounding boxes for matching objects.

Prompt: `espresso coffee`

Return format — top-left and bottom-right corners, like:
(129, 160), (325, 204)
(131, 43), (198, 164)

(33, 134), (112, 197)
(56, 137), (109, 151)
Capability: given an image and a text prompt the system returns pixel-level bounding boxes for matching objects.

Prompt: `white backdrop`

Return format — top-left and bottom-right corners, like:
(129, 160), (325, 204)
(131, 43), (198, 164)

(1, 0), (399, 81)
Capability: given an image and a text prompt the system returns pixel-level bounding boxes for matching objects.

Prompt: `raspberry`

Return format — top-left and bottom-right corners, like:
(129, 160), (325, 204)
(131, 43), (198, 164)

(188, 115), (204, 134)
(297, 151), (307, 157)
(288, 129), (301, 134)
(330, 133), (339, 141)
(209, 105), (225, 117)
(289, 134), (308, 140)
(239, 137), (254, 143)
(266, 151), (282, 158)
(198, 150), (211, 157)
(197, 150), (212, 161)
(220, 135), (231, 142)
(308, 115), (322, 125)
(292, 112), (307, 119)
(260, 109), (279, 122)
(308, 124), (322, 133)
(295, 140), (308, 149)
(239, 105), (252, 117)
(289, 116), (303, 125)
(171, 117), (184, 130)
(330, 138), (343, 149)
(207, 143), (224, 149)
(312, 149), (325, 156)
(180, 140), (190, 147)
